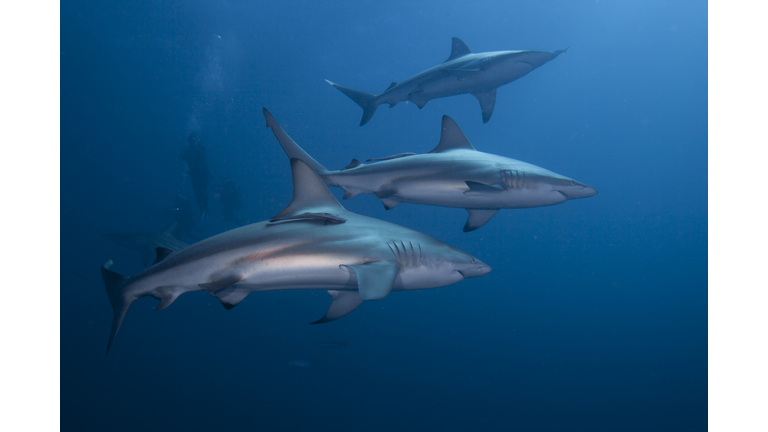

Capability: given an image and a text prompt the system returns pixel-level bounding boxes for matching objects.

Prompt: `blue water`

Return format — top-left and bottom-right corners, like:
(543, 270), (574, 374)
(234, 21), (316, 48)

(61, 1), (707, 430)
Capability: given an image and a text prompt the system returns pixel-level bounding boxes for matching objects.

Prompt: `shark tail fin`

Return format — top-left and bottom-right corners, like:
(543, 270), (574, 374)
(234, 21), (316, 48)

(552, 46), (570, 59)
(101, 260), (135, 355)
(263, 108), (331, 176)
(325, 80), (380, 126)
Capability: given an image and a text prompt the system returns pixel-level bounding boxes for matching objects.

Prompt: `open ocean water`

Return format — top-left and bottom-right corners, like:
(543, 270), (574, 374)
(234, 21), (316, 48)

(61, 1), (707, 431)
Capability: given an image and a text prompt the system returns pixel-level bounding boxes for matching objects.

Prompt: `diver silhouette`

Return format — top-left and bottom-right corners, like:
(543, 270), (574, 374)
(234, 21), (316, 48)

(163, 194), (198, 241)
(181, 132), (210, 224)
(214, 176), (243, 226)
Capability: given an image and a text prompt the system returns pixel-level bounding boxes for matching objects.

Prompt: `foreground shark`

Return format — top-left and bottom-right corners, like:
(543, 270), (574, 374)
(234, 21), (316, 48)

(326, 37), (567, 125)
(102, 222), (188, 266)
(101, 157), (490, 353)
(264, 110), (597, 232)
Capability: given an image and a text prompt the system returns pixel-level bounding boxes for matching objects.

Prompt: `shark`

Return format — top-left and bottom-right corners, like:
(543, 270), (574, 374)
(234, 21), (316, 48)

(326, 37), (567, 126)
(102, 221), (189, 266)
(101, 156), (490, 353)
(264, 109), (597, 232)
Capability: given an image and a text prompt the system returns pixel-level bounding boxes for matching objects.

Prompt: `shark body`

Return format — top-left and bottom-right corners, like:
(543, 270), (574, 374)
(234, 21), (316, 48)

(327, 37), (567, 125)
(101, 130), (490, 353)
(265, 110), (597, 232)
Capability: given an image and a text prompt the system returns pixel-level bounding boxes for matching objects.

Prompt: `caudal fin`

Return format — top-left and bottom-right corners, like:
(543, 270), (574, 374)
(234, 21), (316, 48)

(325, 80), (379, 126)
(263, 108), (330, 176)
(101, 260), (134, 354)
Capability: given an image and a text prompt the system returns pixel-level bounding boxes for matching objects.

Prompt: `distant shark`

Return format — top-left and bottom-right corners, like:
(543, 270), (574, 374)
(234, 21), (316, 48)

(101, 152), (490, 353)
(326, 37), (567, 125)
(264, 109), (597, 232)
(102, 222), (188, 266)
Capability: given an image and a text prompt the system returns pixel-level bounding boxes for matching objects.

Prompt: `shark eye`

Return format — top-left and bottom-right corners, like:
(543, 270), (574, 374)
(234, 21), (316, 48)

(470, 257), (476, 264)
(570, 181), (576, 186)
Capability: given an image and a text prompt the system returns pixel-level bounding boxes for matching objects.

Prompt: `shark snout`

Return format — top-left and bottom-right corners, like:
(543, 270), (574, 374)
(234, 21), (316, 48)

(555, 180), (599, 200)
(458, 257), (492, 278)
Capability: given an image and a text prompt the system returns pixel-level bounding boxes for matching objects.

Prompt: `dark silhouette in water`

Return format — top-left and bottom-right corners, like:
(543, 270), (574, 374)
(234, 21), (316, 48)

(181, 133), (210, 223)
(214, 176), (243, 226)
(102, 221), (188, 266)
(163, 195), (198, 241)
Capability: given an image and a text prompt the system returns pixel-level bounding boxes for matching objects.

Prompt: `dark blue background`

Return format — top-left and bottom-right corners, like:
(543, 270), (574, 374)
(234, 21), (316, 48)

(61, 1), (707, 430)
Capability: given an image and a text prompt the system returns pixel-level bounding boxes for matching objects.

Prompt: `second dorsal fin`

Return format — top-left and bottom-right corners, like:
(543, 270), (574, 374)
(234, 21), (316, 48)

(429, 116), (476, 153)
(445, 37), (473, 62)
(152, 247), (174, 265)
(343, 158), (362, 170)
(273, 159), (344, 219)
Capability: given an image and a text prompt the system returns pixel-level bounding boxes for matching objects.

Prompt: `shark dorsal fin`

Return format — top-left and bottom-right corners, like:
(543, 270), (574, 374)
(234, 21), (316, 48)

(445, 37), (472, 62)
(274, 159), (343, 218)
(429, 116), (476, 153)
(385, 82), (397, 91)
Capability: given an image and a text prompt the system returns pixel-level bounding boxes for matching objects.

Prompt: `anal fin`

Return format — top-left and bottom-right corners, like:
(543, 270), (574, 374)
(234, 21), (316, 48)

(377, 195), (400, 210)
(463, 209), (500, 232)
(212, 286), (250, 310)
(311, 290), (364, 324)
(154, 287), (181, 311)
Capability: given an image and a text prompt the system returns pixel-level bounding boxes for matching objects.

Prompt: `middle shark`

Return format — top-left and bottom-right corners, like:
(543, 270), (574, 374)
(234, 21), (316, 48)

(101, 137), (490, 353)
(264, 109), (598, 232)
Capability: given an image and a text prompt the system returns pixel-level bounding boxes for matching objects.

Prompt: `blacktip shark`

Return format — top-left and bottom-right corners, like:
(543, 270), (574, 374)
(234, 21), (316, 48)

(326, 37), (567, 125)
(264, 110), (597, 232)
(102, 221), (188, 266)
(101, 155), (490, 353)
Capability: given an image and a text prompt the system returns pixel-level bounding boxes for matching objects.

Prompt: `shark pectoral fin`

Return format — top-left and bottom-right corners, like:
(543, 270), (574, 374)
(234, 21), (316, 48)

(152, 247), (174, 265)
(464, 181), (504, 195)
(212, 286), (250, 310)
(472, 89), (497, 124)
(463, 209), (500, 232)
(378, 195), (400, 210)
(199, 274), (245, 294)
(341, 261), (399, 301)
(310, 290), (364, 324)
